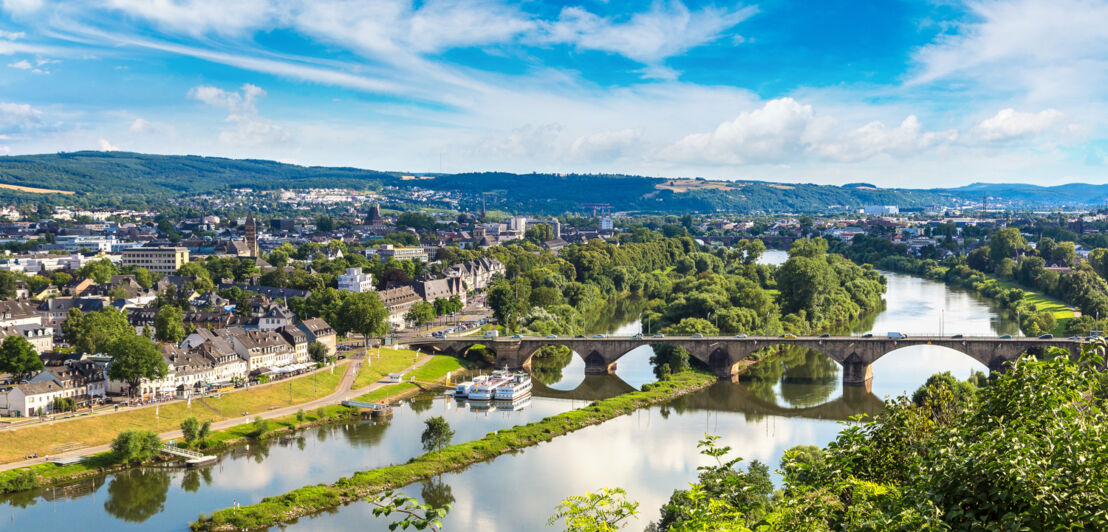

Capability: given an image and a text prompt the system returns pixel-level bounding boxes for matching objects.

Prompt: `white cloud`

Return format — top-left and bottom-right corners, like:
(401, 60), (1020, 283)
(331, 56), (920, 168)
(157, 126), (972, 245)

(7, 58), (30, 69)
(1, 0), (43, 16)
(0, 29), (25, 40)
(660, 98), (958, 165)
(484, 123), (563, 159)
(536, 2), (756, 66)
(0, 101), (41, 134)
(661, 98), (829, 165)
(98, 138), (119, 151)
(128, 117), (154, 133)
(189, 83), (290, 147)
(818, 115), (957, 162)
(570, 129), (643, 161)
(973, 108), (1069, 142)
(0, 145), (9, 154)
(911, 0), (1108, 101)
(104, 0), (281, 36)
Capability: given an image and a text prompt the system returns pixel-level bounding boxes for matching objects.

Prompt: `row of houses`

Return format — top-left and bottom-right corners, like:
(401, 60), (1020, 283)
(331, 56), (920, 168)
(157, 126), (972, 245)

(0, 317), (336, 417)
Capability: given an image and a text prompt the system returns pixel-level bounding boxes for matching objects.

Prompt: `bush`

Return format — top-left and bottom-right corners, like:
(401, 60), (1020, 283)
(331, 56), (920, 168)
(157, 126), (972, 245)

(296, 409), (306, 423)
(111, 429), (162, 464)
(0, 469), (39, 493)
(252, 416), (270, 438)
(180, 417), (200, 446)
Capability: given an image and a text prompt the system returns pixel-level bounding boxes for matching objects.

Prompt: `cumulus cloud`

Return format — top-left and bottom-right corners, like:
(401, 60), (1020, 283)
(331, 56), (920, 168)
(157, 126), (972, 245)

(128, 117), (154, 133)
(570, 129), (643, 161)
(660, 98), (957, 165)
(0, 101), (41, 134)
(661, 98), (830, 164)
(818, 115), (957, 162)
(98, 138), (119, 151)
(7, 58), (29, 69)
(972, 108), (1069, 141)
(189, 83), (290, 147)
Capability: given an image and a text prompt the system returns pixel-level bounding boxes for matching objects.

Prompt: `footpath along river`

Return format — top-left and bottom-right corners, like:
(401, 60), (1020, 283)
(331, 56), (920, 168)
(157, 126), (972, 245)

(0, 249), (1021, 530)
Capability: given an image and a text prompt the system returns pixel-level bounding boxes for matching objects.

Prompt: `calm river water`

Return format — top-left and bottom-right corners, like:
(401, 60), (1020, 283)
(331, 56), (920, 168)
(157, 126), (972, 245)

(1, 249), (1021, 531)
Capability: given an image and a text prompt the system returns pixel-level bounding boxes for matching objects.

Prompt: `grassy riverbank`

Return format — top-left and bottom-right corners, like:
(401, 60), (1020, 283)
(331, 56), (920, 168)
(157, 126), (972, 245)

(191, 370), (718, 531)
(0, 354), (468, 496)
(0, 363), (348, 465)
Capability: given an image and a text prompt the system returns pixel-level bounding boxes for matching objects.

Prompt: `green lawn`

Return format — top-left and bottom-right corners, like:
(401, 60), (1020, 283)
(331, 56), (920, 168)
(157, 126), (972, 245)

(0, 364), (347, 465)
(352, 347), (423, 389)
(989, 276), (1075, 334)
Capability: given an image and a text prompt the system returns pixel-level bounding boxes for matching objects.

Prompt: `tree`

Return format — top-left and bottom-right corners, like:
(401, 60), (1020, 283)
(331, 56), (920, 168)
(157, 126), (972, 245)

(525, 223), (554, 244)
(336, 291), (388, 347)
(77, 258), (118, 284)
(487, 280), (518, 331)
(0, 335), (42, 381)
(316, 214), (334, 232)
(252, 416), (269, 438)
(107, 334), (169, 397)
(180, 417), (200, 446)
(548, 487), (639, 532)
(154, 305), (187, 344)
(989, 227), (1027, 266)
(0, 270), (15, 300)
(406, 301), (436, 327)
(111, 429), (163, 464)
(52, 271), (72, 288)
(308, 341), (328, 364)
(134, 268), (154, 290)
(198, 419), (212, 442)
(421, 416), (455, 454)
(67, 308), (134, 354)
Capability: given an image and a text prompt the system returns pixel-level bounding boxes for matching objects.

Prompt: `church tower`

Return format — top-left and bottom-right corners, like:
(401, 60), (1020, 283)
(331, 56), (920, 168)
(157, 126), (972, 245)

(245, 214), (259, 258)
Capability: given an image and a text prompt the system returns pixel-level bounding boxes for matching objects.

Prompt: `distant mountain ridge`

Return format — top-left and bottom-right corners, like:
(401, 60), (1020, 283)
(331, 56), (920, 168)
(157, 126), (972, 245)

(0, 151), (1101, 213)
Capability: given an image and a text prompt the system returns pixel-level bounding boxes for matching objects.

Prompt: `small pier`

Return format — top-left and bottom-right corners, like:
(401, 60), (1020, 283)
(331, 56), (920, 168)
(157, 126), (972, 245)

(160, 445), (217, 467)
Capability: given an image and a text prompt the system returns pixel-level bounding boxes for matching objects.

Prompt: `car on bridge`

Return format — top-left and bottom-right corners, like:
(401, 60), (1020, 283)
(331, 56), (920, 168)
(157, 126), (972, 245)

(999, 334), (1012, 339)
(819, 333), (831, 338)
(593, 334), (605, 338)
(735, 334), (747, 338)
(546, 334), (557, 338)
(692, 333), (704, 338)
(653, 333), (664, 338)
(952, 334), (963, 338)
(1040, 334), (1054, 339)
(887, 332), (907, 339)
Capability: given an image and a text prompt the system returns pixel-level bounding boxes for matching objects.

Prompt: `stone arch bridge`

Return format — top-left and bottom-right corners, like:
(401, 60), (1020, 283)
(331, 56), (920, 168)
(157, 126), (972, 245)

(409, 335), (1086, 389)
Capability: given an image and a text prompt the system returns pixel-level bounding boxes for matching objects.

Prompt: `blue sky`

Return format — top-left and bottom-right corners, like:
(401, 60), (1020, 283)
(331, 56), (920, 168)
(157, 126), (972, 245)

(0, 0), (1105, 187)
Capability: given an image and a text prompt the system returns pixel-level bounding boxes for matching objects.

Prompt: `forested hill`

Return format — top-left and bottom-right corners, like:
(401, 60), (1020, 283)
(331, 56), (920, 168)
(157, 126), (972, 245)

(0, 150), (956, 213)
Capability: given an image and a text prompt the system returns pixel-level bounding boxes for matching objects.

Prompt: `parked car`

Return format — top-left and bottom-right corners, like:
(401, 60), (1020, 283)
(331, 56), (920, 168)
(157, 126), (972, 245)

(511, 334), (522, 339)
(546, 334), (557, 338)
(691, 333), (704, 338)
(632, 333), (643, 339)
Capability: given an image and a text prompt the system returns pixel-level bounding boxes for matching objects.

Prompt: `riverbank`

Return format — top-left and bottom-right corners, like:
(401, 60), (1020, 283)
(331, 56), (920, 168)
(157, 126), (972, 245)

(0, 353), (467, 496)
(190, 370), (718, 531)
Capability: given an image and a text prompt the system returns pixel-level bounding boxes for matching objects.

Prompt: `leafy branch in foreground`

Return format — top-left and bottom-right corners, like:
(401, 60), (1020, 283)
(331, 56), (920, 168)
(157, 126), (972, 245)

(367, 489), (450, 531)
(548, 487), (639, 532)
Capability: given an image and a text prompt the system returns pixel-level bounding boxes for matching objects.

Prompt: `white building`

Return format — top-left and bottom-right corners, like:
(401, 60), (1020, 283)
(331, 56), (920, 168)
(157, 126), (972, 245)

(337, 267), (375, 293)
(600, 216), (614, 231)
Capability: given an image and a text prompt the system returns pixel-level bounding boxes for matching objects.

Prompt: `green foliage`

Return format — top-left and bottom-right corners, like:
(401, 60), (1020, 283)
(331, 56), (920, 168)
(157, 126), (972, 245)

(106, 333), (169, 397)
(336, 291), (388, 344)
(111, 429), (162, 464)
(308, 341), (328, 364)
(0, 469), (38, 493)
(296, 409), (306, 423)
(65, 307), (134, 354)
(154, 305), (187, 343)
(77, 257), (118, 284)
(0, 335), (43, 381)
(367, 489), (450, 532)
(252, 416), (270, 438)
(180, 417), (200, 446)
(549, 487), (639, 532)
(420, 416), (455, 454)
(405, 301), (436, 327)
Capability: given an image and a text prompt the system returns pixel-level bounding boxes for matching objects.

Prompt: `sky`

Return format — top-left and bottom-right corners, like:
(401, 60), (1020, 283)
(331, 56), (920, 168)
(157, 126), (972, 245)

(0, 0), (1106, 188)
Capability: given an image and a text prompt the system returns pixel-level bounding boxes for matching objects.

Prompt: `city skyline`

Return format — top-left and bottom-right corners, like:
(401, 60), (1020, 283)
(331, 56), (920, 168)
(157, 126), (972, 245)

(1, 0), (1106, 187)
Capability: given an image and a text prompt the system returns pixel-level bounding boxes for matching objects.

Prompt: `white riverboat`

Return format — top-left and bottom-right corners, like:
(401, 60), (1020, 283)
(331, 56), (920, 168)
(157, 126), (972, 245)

(467, 371), (511, 401)
(452, 375), (488, 399)
(493, 372), (532, 401)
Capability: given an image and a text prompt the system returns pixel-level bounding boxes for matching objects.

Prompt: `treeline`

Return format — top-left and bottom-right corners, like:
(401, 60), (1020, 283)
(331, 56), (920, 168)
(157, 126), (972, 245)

(835, 232), (1108, 335)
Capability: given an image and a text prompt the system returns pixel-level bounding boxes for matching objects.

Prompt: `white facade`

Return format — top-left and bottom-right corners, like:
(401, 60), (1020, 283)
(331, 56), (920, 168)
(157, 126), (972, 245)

(862, 205), (899, 215)
(337, 267), (375, 293)
(600, 216), (614, 231)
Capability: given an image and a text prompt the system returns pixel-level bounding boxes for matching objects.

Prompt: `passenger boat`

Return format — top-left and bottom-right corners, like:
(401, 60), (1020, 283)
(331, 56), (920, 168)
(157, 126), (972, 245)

(493, 372), (532, 401)
(452, 375), (488, 399)
(467, 371), (510, 401)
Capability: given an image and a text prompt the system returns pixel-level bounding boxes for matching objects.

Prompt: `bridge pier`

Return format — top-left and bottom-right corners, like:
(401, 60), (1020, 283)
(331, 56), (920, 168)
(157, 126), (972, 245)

(841, 357), (873, 390)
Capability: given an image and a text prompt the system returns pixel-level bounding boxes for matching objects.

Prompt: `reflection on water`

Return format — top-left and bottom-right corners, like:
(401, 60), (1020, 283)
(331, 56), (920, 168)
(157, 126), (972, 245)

(0, 396), (577, 531)
(0, 262), (1028, 532)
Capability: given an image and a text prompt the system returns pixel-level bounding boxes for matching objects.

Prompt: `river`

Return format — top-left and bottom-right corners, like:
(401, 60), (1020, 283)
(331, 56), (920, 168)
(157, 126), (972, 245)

(0, 249), (1022, 531)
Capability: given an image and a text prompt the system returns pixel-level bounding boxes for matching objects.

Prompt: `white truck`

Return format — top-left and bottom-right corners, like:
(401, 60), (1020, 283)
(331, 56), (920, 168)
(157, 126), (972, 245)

(483, 330), (499, 338)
